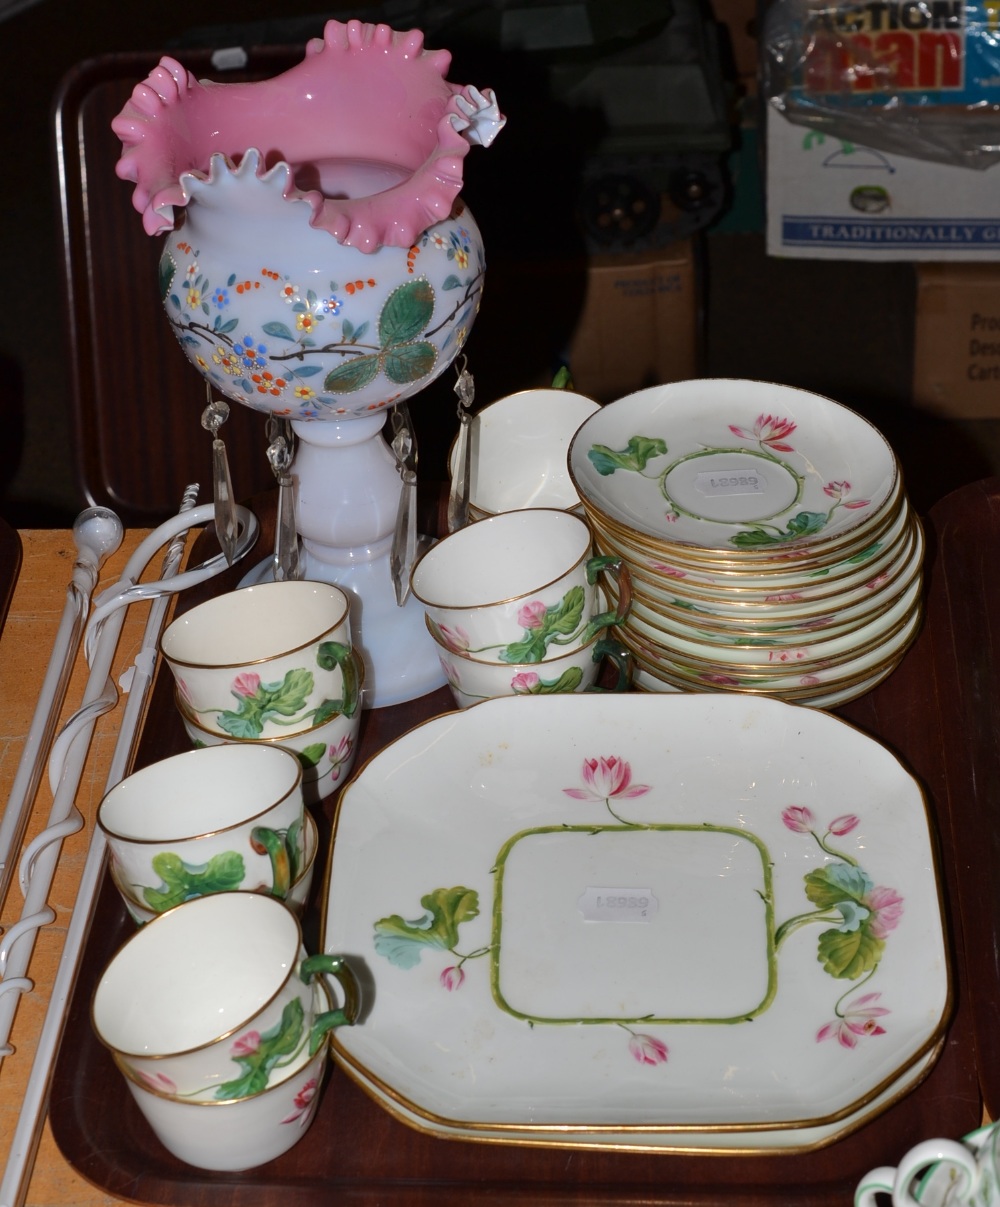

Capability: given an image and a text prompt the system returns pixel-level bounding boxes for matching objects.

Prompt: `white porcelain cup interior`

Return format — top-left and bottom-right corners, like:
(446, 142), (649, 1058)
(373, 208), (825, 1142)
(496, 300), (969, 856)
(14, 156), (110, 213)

(449, 388), (600, 514)
(99, 743), (301, 842)
(93, 892), (305, 1060)
(160, 579), (351, 668)
(92, 892), (358, 1103)
(412, 509), (593, 609)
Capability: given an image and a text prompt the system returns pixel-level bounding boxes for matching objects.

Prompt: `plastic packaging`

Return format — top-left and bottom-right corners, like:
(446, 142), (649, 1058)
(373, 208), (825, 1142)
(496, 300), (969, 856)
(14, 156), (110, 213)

(762, 0), (1000, 169)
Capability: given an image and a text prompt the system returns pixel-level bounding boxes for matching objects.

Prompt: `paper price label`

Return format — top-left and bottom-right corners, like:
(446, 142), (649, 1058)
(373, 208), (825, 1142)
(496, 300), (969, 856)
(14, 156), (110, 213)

(695, 469), (768, 498)
(577, 887), (659, 923)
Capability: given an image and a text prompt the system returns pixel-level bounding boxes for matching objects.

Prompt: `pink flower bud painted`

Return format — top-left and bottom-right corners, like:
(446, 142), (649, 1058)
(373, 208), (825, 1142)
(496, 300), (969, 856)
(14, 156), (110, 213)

(517, 600), (548, 630)
(231, 1030), (262, 1057)
(781, 805), (815, 833)
(440, 966), (465, 992)
(628, 1033), (669, 1066)
(511, 672), (539, 694)
(437, 623), (471, 653)
(232, 671), (261, 698)
(828, 813), (859, 836)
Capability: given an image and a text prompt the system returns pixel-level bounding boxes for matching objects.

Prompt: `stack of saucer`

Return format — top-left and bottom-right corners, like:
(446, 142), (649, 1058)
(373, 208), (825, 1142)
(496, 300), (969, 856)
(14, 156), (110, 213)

(567, 379), (923, 708)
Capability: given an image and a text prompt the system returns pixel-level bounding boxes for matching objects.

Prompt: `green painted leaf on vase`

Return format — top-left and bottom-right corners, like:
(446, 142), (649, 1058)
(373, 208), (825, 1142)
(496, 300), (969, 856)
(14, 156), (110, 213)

(379, 279), (434, 345)
(324, 354), (380, 393)
(262, 320), (296, 341)
(383, 342), (436, 385)
(158, 254), (176, 301)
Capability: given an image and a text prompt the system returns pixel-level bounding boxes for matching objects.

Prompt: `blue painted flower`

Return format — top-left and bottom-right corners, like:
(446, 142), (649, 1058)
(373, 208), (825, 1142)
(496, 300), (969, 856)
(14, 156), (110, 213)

(234, 335), (267, 369)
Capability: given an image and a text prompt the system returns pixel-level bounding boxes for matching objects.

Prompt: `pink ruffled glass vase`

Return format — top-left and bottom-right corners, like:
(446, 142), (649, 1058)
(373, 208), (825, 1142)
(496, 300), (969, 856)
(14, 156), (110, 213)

(113, 19), (504, 706)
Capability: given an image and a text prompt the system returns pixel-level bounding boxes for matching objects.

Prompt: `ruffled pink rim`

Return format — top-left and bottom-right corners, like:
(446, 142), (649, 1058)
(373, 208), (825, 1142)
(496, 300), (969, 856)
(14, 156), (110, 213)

(112, 19), (484, 251)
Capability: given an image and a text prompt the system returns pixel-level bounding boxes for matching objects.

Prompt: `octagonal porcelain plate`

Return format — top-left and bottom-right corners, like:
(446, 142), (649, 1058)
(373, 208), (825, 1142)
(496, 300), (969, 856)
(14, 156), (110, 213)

(339, 1035), (943, 1154)
(322, 694), (949, 1136)
(567, 381), (898, 554)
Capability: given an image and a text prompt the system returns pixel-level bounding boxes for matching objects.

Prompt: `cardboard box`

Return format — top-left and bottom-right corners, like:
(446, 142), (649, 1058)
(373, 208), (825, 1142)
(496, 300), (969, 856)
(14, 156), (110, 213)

(468, 238), (700, 411)
(558, 239), (700, 400)
(765, 105), (1000, 261)
(913, 263), (1000, 418)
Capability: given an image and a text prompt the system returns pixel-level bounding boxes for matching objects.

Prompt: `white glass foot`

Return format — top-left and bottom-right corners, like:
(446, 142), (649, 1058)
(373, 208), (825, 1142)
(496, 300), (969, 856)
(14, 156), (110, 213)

(240, 412), (445, 708)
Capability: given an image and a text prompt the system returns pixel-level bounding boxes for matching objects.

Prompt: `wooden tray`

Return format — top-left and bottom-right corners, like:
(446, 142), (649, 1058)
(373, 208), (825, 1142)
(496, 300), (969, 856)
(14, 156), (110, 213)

(0, 517), (22, 639)
(50, 483), (998, 1206)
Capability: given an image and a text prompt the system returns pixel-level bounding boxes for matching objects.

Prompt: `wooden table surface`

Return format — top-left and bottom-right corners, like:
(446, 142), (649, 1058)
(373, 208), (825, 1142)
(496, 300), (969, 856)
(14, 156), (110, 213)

(1, 478), (999, 1205)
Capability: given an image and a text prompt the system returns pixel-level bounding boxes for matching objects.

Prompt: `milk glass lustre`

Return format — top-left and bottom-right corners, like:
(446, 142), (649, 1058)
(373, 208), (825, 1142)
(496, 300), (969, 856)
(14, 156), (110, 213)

(113, 19), (504, 706)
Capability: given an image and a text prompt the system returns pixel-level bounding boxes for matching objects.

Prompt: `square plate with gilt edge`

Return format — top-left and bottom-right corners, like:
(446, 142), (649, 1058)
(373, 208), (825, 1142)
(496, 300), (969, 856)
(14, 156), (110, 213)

(321, 693), (950, 1140)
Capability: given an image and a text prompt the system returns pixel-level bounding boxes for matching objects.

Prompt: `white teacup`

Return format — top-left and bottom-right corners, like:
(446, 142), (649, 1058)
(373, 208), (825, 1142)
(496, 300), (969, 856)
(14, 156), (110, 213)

(410, 508), (630, 663)
(174, 648), (363, 807)
(448, 387), (600, 517)
(432, 628), (632, 709)
(160, 580), (354, 738)
(111, 810), (320, 925)
(117, 985), (333, 1171)
(98, 744), (305, 908)
(856, 1123), (1000, 1206)
(92, 892), (359, 1103)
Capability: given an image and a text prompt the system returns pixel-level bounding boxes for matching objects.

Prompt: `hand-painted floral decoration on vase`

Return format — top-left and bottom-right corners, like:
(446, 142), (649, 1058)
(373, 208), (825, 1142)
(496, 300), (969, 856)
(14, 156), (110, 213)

(112, 19), (505, 422)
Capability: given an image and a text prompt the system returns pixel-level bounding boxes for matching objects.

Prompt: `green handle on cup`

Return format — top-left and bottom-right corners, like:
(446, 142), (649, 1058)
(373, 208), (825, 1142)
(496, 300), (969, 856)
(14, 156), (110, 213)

(299, 952), (362, 1054)
(587, 637), (633, 693)
(583, 555), (633, 639)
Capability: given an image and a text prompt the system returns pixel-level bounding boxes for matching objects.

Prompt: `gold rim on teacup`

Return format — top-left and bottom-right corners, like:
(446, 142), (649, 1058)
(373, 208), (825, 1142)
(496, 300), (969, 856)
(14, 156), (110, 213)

(109, 977), (335, 1105)
(97, 745), (304, 847)
(410, 510), (595, 612)
(173, 649), (365, 739)
(446, 386), (601, 517)
(92, 900), (312, 1063)
(425, 614), (616, 667)
(91, 894), (358, 1066)
(159, 580), (352, 671)
(108, 809), (320, 920)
